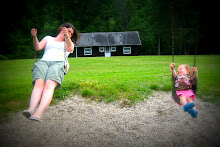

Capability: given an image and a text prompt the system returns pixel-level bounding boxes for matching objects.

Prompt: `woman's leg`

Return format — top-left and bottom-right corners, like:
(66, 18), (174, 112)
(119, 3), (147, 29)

(28, 79), (45, 113)
(31, 80), (58, 118)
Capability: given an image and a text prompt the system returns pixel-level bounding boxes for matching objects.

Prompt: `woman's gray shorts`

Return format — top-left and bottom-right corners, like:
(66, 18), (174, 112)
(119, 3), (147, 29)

(32, 60), (65, 89)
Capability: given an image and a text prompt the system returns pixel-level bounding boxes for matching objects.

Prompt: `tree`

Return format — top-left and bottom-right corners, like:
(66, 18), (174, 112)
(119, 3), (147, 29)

(2, 0), (217, 59)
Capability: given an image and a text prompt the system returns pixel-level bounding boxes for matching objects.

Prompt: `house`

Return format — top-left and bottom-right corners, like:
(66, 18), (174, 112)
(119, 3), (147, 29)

(75, 31), (141, 57)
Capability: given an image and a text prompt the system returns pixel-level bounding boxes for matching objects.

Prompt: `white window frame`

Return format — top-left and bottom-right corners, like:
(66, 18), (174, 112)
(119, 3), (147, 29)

(84, 47), (92, 55)
(99, 47), (105, 52)
(123, 46), (131, 54)
(111, 46), (116, 52)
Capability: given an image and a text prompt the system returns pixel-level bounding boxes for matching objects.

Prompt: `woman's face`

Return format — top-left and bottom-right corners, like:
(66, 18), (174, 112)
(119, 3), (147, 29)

(67, 28), (74, 38)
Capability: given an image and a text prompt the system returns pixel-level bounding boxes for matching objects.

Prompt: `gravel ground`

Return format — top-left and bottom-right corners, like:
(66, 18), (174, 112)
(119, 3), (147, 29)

(0, 91), (219, 147)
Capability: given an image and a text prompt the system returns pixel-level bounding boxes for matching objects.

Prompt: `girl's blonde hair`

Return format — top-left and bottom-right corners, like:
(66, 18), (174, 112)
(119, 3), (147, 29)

(180, 64), (192, 75)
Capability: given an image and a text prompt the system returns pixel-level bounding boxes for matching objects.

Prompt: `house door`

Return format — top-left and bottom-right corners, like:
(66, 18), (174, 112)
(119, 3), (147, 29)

(105, 46), (111, 57)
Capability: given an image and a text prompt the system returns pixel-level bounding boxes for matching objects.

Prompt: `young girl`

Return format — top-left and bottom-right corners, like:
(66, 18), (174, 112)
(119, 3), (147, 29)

(170, 63), (198, 118)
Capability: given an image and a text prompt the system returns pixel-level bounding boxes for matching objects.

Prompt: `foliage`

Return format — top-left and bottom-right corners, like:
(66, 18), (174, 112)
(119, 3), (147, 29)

(2, 0), (206, 59)
(0, 55), (9, 60)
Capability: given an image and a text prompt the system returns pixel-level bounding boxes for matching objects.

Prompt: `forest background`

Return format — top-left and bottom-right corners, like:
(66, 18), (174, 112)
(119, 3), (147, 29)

(0, 0), (218, 59)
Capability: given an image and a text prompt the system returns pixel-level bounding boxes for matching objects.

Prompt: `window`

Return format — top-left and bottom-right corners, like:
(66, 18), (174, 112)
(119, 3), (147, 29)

(99, 47), (104, 52)
(111, 46), (116, 52)
(123, 46), (131, 54)
(84, 47), (92, 55)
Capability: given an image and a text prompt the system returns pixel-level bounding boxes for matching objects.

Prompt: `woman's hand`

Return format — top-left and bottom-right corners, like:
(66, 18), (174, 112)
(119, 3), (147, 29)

(61, 27), (69, 38)
(31, 28), (46, 51)
(31, 28), (37, 37)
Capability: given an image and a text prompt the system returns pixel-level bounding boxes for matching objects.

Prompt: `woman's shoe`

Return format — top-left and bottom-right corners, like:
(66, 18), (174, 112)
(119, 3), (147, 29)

(29, 116), (42, 122)
(22, 110), (32, 119)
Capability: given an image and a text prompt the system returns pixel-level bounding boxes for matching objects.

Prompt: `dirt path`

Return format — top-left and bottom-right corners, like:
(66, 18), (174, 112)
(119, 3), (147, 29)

(0, 91), (219, 146)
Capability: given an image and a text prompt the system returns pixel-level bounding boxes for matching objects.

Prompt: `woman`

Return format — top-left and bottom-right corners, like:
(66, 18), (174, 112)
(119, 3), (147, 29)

(22, 23), (80, 121)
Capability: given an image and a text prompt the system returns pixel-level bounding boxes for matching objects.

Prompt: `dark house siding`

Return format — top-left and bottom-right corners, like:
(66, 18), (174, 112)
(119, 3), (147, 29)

(77, 47), (103, 57)
(77, 46), (138, 57)
(111, 46), (138, 56)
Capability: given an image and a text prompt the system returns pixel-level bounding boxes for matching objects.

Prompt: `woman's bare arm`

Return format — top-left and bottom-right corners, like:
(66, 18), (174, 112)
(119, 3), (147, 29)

(31, 28), (47, 51)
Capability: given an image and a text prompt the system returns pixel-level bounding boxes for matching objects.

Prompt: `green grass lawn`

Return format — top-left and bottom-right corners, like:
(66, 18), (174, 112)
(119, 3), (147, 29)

(0, 55), (220, 119)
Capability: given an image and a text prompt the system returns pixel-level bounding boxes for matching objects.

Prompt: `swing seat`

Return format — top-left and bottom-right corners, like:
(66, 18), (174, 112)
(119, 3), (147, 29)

(172, 76), (181, 105)
(192, 78), (197, 95)
(171, 75), (197, 105)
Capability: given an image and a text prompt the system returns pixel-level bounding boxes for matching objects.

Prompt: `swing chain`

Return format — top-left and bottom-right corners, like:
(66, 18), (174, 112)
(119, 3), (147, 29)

(32, 16), (37, 65)
(170, 2), (175, 63)
(62, 0), (68, 73)
(62, 0), (65, 24)
(194, 15), (200, 67)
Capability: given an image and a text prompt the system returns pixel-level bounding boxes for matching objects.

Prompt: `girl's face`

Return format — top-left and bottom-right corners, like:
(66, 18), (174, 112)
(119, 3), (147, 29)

(177, 65), (189, 75)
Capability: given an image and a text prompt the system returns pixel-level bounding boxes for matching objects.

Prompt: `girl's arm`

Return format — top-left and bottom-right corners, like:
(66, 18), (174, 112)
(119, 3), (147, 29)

(31, 28), (47, 51)
(170, 63), (177, 78)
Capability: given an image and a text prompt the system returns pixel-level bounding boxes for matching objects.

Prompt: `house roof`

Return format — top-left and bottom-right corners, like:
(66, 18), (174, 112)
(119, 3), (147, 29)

(76, 31), (141, 47)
